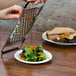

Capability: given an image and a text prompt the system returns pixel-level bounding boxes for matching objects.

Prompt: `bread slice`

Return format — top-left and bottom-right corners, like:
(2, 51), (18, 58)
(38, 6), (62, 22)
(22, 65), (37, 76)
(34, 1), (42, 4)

(46, 27), (76, 36)
(46, 27), (76, 40)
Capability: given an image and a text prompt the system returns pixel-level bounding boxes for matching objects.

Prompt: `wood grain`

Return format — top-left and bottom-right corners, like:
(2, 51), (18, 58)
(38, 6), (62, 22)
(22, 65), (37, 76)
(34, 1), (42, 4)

(0, 27), (76, 76)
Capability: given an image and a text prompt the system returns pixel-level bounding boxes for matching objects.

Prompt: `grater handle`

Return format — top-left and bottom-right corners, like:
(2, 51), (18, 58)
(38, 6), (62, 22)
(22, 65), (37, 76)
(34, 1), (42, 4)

(2, 47), (20, 54)
(24, 2), (30, 8)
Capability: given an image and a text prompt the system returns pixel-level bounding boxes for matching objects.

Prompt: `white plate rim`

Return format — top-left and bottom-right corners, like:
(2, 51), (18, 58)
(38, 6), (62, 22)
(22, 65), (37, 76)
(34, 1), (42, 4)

(14, 50), (52, 64)
(42, 31), (76, 45)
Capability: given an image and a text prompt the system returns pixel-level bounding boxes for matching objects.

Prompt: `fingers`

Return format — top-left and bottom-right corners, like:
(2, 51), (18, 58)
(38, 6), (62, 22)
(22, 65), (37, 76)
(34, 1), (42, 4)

(31, 0), (41, 5)
(26, 0), (47, 5)
(27, 0), (35, 1)
(8, 5), (22, 14)
(44, 0), (47, 2)
(14, 5), (22, 13)
(1, 5), (22, 20)
(34, 0), (40, 5)
(0, 5), (22, 20)
(5, 14), (19, 20)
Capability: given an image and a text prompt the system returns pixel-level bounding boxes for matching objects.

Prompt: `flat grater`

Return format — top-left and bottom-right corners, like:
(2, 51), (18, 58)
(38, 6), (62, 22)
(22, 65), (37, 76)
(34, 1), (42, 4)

(1, 2), (46, 55)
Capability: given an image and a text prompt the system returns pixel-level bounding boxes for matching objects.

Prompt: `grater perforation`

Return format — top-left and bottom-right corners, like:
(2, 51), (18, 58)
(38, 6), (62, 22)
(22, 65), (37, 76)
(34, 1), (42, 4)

(1, 2), (46, 55)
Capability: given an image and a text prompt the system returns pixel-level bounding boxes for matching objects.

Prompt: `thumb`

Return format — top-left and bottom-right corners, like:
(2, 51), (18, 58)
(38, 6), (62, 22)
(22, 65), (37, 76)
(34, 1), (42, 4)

(7, 14), (20, 19)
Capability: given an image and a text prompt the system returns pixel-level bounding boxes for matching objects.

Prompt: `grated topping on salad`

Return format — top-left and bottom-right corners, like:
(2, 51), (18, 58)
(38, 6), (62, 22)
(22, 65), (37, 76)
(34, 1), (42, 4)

(20, 45), (47, 62)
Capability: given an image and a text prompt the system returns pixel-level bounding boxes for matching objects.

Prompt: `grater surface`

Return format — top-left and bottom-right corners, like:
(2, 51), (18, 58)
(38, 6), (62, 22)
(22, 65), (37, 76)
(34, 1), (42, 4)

(1, 2), (46, 55)
(8, 2), (45, 45)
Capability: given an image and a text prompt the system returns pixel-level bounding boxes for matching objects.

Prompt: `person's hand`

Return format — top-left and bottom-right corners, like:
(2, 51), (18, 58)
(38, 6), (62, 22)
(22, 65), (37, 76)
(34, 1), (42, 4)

(24, 0), (47, 5)
(0, 5), (22, 20)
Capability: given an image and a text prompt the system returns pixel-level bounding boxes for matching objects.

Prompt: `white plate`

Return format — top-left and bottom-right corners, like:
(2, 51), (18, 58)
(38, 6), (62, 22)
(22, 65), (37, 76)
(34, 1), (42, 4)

(14, 50), (52, 64)
(42, 31), (76, 45)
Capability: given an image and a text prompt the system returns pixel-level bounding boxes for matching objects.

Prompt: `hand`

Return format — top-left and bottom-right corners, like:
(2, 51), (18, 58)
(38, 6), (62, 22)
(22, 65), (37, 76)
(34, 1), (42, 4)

(24, 0), (47, 5)
(0, 5), (22, 20)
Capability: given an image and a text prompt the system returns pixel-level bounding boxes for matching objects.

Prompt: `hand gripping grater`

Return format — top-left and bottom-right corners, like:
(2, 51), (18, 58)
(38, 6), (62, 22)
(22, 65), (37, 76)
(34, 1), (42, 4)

(1, 2), (46, 55)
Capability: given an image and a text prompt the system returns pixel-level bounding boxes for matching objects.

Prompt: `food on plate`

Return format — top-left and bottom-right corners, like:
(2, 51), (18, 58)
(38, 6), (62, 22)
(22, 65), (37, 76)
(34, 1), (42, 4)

(19, 45), (47, 62)
(46, 27), (76, 43)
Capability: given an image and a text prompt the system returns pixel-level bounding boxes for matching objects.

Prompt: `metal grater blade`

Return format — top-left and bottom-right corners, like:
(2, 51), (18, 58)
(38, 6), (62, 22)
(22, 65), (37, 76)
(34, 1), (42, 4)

(1, 2), (46, 54)
(8, 3), (45, 44)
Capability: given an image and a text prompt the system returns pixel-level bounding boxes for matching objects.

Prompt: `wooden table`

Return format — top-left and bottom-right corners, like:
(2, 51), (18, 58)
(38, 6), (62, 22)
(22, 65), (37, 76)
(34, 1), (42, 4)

(0, 27), (76, 76)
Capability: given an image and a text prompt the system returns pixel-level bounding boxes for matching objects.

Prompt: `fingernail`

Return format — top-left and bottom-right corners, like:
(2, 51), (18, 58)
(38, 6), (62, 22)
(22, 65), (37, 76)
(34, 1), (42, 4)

(34, 1), (38, 5)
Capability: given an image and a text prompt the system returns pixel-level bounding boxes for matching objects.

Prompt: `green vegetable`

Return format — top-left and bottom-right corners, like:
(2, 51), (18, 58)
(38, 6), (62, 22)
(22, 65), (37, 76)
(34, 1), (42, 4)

(20, 45), (46, 62)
